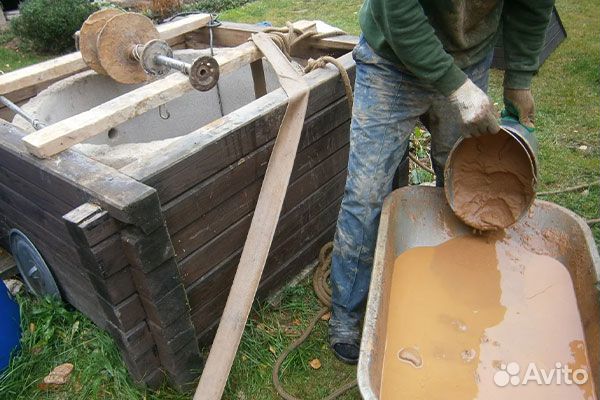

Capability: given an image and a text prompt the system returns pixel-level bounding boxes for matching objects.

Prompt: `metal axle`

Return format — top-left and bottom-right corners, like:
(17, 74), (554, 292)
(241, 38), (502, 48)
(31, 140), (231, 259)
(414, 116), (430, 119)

(0, 96), (46, 130)
(132, 40), (219, 91)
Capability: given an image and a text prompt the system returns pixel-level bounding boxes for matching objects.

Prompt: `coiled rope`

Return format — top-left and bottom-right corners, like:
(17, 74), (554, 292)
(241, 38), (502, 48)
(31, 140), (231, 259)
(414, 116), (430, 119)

(260, 24), (358, 399)
(271, 242), (358, 400)
(261, 23), (353, 113)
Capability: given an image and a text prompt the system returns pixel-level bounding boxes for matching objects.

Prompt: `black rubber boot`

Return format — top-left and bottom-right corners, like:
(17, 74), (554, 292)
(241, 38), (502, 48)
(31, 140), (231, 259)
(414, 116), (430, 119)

(331, 342), (360, 365)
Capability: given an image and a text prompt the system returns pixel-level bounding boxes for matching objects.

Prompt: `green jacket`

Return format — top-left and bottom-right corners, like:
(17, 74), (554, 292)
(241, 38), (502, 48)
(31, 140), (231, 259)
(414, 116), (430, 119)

(359, 0), (555, 95)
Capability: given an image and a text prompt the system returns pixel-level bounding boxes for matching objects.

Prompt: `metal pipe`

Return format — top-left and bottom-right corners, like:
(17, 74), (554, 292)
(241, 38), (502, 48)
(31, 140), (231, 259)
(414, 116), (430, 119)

(155, 55), (191, 75)
(0, 96), (46, 130)
(132, 40), (219, 91)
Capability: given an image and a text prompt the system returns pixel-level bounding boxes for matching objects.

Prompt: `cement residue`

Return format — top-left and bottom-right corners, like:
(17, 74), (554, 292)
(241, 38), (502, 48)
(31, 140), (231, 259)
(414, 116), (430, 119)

(75, 138), (180, 169)
(448, 131), (535, 231)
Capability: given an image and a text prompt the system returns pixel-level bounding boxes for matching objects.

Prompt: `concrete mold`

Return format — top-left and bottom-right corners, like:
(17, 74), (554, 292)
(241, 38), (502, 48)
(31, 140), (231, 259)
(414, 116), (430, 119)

(0, 21), (357, 389)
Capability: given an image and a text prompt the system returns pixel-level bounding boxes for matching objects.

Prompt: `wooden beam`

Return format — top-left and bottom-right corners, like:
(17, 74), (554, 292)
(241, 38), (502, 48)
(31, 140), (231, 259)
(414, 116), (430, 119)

(186, 21), (358, 52)
(0, 53), (87, 96)
(0, 14), (211, 96)
(193, 31), (311, 400)
(156, 13), (211, 41)
(22, 42), (261, 158)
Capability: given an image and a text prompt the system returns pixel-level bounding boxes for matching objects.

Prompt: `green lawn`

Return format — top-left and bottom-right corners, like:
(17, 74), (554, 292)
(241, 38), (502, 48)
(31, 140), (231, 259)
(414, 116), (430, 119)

(0, 0), (598, 399)
(0, 32), (48, 73)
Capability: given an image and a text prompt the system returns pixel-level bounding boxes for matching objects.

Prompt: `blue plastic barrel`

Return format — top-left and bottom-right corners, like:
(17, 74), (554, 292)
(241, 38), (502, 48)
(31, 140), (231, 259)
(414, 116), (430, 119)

(0, 280), (20, 371)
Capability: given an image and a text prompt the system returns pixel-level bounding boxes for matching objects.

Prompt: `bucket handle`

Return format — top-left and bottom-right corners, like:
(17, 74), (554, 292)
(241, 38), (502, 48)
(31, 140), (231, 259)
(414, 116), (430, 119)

(500, 108), (535, 133)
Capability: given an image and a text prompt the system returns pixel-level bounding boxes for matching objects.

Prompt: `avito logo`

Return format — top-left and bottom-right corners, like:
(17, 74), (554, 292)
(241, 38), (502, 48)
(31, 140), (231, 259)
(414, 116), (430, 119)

(493, 362), (589, 387)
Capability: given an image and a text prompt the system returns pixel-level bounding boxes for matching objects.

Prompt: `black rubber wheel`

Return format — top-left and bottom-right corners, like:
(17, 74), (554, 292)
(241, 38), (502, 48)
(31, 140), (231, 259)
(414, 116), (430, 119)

(8, 229), (61, 299)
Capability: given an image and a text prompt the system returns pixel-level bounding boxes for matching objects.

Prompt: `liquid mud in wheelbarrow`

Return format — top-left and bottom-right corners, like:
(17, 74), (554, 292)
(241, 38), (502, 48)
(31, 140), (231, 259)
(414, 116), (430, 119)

(358, 186), (599, 399)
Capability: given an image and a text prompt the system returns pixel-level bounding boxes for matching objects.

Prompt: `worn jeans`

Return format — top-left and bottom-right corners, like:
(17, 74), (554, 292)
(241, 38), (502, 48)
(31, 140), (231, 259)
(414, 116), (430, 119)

(329, 36), (494, 344)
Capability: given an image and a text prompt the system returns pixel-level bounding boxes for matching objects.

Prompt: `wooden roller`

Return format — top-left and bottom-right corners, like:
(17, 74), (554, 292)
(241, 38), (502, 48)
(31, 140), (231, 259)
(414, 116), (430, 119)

(78, 10), (219, 89)
(79, 8), (125, 75)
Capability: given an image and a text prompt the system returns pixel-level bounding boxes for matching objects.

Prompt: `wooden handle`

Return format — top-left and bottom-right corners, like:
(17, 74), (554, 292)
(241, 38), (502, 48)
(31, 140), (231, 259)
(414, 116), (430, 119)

(193, 32), (310, 400)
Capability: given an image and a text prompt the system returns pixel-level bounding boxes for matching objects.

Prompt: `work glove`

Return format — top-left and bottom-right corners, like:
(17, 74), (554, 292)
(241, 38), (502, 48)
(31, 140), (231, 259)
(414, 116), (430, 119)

(503, 88), (535, 129)
(449, 79), (500, 138)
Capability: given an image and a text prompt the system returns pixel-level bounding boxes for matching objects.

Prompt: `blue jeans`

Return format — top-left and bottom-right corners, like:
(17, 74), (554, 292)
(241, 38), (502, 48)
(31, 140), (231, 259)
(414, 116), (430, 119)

(329, 36), (493, 344)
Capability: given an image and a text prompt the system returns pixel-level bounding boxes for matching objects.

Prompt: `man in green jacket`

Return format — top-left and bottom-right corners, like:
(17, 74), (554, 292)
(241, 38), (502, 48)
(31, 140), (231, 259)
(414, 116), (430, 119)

(329, 0), (555, 363)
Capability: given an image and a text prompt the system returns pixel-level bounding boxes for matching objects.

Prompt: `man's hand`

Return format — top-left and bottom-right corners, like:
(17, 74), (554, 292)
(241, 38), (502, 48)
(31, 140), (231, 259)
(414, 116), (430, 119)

(504, 88), (535, 129)
(449, 79), (499, 138)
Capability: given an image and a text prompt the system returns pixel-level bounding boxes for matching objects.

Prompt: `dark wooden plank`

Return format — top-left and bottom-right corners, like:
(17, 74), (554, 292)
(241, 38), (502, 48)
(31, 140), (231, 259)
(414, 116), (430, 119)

(0, 180), (73, 245)
(63, 203), (121, 247)
(186, 193), (341, 313)
(0, 121), (163, 233)
(110, 330), (162, 385)
(87, 234), (128, 278)
(163, 106), (349, 234)
(180, 170), (346, 287)
(0, 201), (106, 325)
(88, 266), (137, 306)
(158, 339), (203, 391)
(172, 143), (349, 261)
(250, 59), (267, 99)
(121, 52), (355, 201)
(138, 284), (189, 329)
(129, 258), (180, 300)
(0, 164), (72, 218)
(193, 223), (337, 341)
(0, 188), (80, 264)
(162, 92), (351, 235)
(98, 293), (146, 333)
(105, 320), (155, 360)
(121, 226), (175, 273)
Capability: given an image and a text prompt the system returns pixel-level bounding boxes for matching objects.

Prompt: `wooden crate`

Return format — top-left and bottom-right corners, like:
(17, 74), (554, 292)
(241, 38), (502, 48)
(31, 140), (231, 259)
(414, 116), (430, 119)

(0, 18), (356, 389)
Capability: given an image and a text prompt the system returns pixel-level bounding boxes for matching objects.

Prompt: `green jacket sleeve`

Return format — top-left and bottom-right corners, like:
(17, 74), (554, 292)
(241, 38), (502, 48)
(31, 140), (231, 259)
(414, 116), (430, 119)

(364, 0), (467, 96)
(502, 0), (555, 89)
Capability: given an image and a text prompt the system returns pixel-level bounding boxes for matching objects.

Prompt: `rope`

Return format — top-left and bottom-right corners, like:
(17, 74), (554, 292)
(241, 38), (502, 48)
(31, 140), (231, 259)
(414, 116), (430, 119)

(408, 152), (434, 174)
(259, 23), (353, 115)
(272, 242), (357, 400)
(537, 180), (599, 196)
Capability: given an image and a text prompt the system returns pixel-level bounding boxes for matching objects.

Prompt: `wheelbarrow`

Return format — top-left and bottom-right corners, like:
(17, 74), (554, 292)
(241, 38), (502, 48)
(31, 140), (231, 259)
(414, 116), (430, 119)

(357, 186), (599, 398)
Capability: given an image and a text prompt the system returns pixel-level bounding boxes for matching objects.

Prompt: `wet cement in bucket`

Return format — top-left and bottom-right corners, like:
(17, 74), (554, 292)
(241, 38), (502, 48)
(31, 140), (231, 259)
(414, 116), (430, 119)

(380, 235), (596, 400)
(448, 132), (535, 231)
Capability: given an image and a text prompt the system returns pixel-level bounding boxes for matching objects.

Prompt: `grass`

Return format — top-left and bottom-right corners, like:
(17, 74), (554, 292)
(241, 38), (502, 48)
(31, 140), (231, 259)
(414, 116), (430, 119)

(0, 0), (598, 398)
(0, 31), (48, 73)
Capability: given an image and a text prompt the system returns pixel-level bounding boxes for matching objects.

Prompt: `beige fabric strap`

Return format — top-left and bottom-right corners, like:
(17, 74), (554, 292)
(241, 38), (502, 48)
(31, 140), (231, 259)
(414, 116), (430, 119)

(193, 32), (310, 400)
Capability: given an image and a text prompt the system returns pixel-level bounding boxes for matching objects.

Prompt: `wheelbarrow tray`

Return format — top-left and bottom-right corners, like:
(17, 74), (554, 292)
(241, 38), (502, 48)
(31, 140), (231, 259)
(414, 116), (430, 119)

(357, 186), (600, 399)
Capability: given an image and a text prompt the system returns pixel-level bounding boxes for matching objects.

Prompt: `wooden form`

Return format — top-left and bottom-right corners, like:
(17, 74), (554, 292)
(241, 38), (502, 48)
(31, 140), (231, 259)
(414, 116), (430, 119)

(0, 19), (357, 390)
(20, 20), (327, 158)
(0, 14), (211, 96)
(22, 41), (261, 158)
(195, 32), (310, 399)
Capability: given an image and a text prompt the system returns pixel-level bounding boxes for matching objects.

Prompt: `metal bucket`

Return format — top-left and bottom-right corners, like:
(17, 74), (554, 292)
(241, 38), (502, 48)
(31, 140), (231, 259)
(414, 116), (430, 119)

(357, 186), (600, 399)
(444, 118), (539, 230)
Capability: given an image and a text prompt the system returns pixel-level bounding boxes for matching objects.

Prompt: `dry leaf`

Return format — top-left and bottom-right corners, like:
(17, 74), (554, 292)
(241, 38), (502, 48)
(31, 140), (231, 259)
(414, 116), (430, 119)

(4, 279), (23, 296)
(268, 345), (277, 355)
(309, 358), (321, 370)
(42, 363), (74, 386)
(283, 326), (297, 336)
(292, 319), (301, 326)
(29, 323), (36, 333)
(320, 312), (331, 321)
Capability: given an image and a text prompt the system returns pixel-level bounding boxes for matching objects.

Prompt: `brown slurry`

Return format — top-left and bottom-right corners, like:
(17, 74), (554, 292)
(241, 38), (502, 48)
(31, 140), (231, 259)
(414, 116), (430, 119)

(380, 235), (596, 399)
(449, 131), (535, 231)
